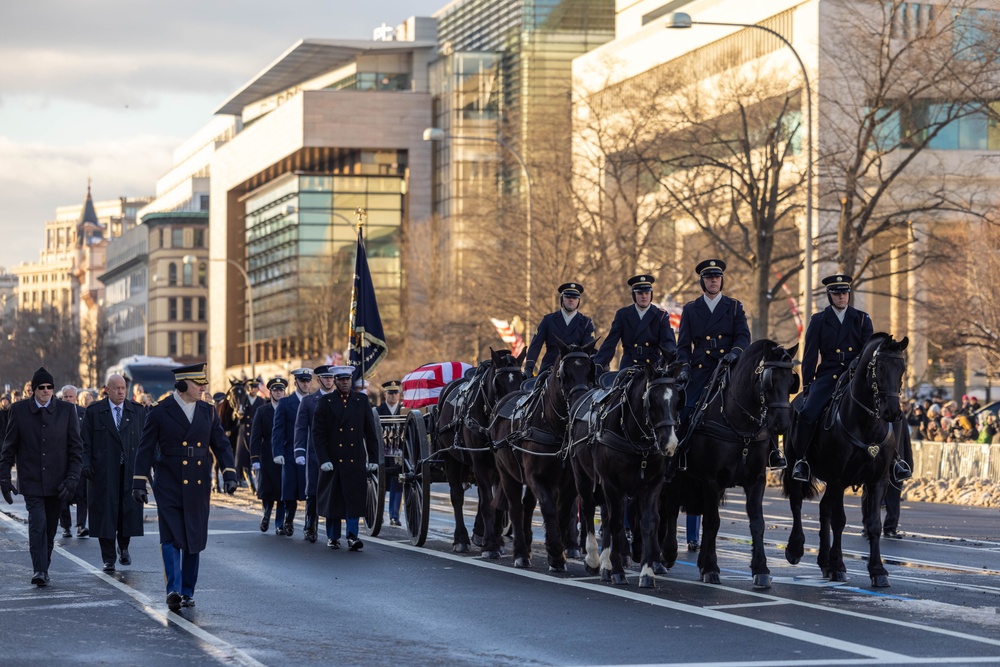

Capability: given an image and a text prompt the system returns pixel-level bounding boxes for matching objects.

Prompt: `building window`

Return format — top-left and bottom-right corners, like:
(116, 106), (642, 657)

(182, 298), (192, 321)
(197, 332), (206, 356)
(182, 332), (194, 357)
(198, 297), (206, 321)
(168, 298), (177, 321)
(194, 229), (205, 248)
(168, 332), (177, 356)
(172, 228), (184, 248)
(198, 262), (207, 286)
(182, 262), (193, 286)
(168, 263), (177, 286)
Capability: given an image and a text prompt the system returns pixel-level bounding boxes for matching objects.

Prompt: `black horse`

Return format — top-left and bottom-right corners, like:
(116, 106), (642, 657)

(783, 332), (909, 587)
(491, 340), (598, 571)
(217, 379), (251, 492)
(568, 361), (686, 587)
(663, 339), (798, 588)
(430, 348), (526, 557)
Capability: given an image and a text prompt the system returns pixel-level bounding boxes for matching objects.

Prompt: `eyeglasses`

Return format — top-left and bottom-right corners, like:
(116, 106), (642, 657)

(36, 384), (54, 390)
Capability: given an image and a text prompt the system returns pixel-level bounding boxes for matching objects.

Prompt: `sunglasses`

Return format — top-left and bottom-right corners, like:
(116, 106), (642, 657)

(36, 384), (54, 390)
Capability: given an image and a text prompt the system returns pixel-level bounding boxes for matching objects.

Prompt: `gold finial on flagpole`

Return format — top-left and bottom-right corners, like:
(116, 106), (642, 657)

(354, 207), (366, 230)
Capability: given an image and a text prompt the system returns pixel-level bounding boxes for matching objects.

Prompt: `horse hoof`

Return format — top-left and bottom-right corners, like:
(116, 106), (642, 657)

(653, 562), (669, 575)
(600, 569), (611, 582)
(514, 557), (530, 569)
(639, 575), (655, 589)
(612, 573), (628, 586)
(821, 569), (832, 580)
(472, 534), (484, 548)
(871, 575), (891, 588)
(565, 548), (581, 560)
(832, 571), (848, 583)
(453, 543), (470, 554)
(702, 572), (721, 585)
(753, 574), (772, 589)
(548, 563), (565, 573)
(585, 564), (599, 576)
(785, 554), (801, 566)
(482, 550), (501, 560)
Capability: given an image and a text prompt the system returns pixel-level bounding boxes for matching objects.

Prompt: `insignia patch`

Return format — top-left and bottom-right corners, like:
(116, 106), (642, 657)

(867, 445), (880, 459)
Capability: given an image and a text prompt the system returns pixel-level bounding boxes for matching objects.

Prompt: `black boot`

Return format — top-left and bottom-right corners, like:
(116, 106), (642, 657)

(891, 458), (912, 484)
(768, 435), (787, 470)
(790, 419), (817, 482)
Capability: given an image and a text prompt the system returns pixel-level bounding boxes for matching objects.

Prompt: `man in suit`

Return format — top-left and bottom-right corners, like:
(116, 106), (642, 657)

(376, 380), (406, 526)
(1, 367), (84, 586)
(313, 365), (379, 551)
(132, 363), (236, 611)
(790, 275), (874, 482)
(271, 368), (312, 537)
(594, 274), (677, 377)
(250, 376), (287, 533)
(524, 282), (596, 378)
(294, 365), (337, 543)
(81, 373), (145, 572)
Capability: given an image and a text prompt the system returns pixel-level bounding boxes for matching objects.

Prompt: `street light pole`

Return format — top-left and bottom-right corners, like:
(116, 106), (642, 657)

(666, 12), (815, 325)
(423, 127), (534, 338)
(185, 255), (255, 378)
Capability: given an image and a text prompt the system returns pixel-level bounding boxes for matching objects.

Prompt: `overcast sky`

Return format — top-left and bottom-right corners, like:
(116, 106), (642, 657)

(0, 0), (444, 270)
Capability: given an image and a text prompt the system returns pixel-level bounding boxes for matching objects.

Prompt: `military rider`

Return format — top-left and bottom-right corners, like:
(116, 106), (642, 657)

(524, 282), (596, 378)
(594, 274), (677, 376)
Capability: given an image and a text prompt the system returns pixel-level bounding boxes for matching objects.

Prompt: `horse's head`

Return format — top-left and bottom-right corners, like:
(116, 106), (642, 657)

(488, 347), (527, 403)
(860, 333), (909, 422)
(553, 337), (599, 410)
(227, 378), (250, 419)
(641, 361), (686, 457)
(757, 341), (799, 434)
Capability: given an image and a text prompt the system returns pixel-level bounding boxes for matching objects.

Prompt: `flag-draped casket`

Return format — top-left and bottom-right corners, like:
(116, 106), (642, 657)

(401, 362), (473, 409)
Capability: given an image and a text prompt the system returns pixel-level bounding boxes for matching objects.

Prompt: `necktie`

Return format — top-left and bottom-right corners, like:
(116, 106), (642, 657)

(114, 405), (122, 430)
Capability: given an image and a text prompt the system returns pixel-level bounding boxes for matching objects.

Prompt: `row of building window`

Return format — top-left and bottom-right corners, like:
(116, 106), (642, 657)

(167, 297), (207, 322)
(153, 227), (207, 250)
(165, 262), (208, 287)
(168, 331), (207, 357)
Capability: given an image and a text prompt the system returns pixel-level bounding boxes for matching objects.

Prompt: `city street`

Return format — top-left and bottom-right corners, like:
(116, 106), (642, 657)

(1, 484), (998, 666)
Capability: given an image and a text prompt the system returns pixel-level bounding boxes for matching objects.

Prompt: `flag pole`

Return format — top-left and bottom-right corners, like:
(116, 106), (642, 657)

(355, 207), (367, 390)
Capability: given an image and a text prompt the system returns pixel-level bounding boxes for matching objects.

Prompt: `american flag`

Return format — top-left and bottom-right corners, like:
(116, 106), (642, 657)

(401, 362), (473, 409)
(489, 318), (525, 357)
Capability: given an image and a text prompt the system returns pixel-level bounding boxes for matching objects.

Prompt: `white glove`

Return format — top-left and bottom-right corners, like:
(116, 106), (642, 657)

(273, 455), (285, 465)
(320, 462), (334, 472)
(366, 463), (379, 473)
(295, 456), (306, 466)
(252, 462), (260, 472)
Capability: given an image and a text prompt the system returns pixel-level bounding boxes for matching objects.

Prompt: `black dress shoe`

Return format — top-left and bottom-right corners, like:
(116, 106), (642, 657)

(166, 591), (182, 610)
(181, 595), (195, 607)
(119, 549), (131, 566)
(768, 449), (787, 470)
(687, 541), (699, 552)
(389, 518), (401, 527)
(31, 572), (47, 586)
(884, 529), (902, 539)
(791, 460), (811, 482)
(282, 521), (294, 537)
(62, 527), (72, 538)
(260, 517), (270, 532)
(77, 526), (89, 537)
(347, 534), (364, 551)
(892, 459), (912, 484)
(304, 530), (317, 544)
(103, 560), (116, 573)
(275, 525), (286, 536)
(327, 538), (340, 549)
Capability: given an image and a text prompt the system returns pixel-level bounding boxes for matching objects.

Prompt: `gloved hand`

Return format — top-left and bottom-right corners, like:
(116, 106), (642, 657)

(252, 462), (260, 472)
(224, 479), (238, 495)
(1, 479), (15, 505)
(524, 364), (535, 379)
(273, 455), (285, 465)
(676, 365), (690, 384)
(57, 478), (78, 502)
(81, 466), (95, 480)
(132, 488), (147, 504)
(366, 463), (379, 473)
(295, 456), (306, 466)
(721, 351), (739, 365)
(595, 364), (604, 375)
(320, 462), (334, 472)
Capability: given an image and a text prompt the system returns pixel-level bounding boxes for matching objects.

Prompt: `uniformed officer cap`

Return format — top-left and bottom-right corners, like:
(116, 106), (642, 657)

(382, 380), (402, 392)
(695, 259), (726, 277)
(627, 274), (655, 292)
(173, 363), (208, 385)
(558, 282), (584, 298)
(822, 274), (852, 293)
(331, 365), (355, 379)
(291, 368), (313, 382)
(212, 392), (226, 404)
(266, 376), (288, 391)
(246, 375), (262, 387)
(313, 365), (335, 378)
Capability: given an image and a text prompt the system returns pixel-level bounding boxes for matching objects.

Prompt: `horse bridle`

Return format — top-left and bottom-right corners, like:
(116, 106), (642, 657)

(640, 373), (683, 455)
(228, 386), (249, 419)
(485, 361), (524, 414)
(556, 351), (594, 414)
(851, 342), (905, 419)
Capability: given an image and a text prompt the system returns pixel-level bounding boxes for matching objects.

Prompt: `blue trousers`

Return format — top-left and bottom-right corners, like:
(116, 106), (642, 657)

(686, 513), (700, 544)
(387, 477), (402, 521)
(161, 543), (199, 596)
(327, 516), (359, 540)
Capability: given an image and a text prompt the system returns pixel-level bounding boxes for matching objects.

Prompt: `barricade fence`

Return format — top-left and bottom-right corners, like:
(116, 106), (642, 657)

(911, 440), (1000, 482)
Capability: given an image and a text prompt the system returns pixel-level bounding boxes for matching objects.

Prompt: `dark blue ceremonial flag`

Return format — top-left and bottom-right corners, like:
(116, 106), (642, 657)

(348, 227), (387, 381)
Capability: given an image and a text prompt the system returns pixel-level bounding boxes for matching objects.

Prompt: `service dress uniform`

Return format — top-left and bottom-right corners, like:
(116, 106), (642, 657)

(294, 365), (336, 542)
(250, 377), (287, 532)
(271, 368), (311, 534)
(594, 274), (677, 372)
(524, 282), (596, 376)
(376, 380), (407, 525)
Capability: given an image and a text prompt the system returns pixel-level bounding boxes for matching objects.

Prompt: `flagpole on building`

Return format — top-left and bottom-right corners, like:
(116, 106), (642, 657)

(355, 207), (367, 389)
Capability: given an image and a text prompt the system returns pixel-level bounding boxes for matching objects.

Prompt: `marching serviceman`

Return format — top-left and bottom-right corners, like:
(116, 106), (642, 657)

(523, 282), (596, 377)
(234, 377), (263, 492)
(1, 367), (83, 586)
(293, 365), (337, 543)
(250, 376), (287, 533)
(594, 274), (677, 376)
(271, 368), (312, 536)
(313, 366), (379, 551)
(376, 380), (406, 526)
(81, 374), (145, 572)
(131, 363), (237, 611)
(790, 275), (874, 482)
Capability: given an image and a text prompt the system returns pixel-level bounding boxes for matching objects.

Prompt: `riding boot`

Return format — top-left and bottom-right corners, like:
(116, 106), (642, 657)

(891, 458), (912, 485)
(768, 435), (787, 471)
(791, 420), (818, 482)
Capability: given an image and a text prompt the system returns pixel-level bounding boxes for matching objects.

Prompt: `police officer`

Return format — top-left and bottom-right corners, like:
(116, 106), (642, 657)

(132, 363), (236, 610)
(250, 376), (287, 533)
(524, 282), (596, 377)
(790, 275), (873, 482)
(595, 274), (676, 375)
(377, 380), (406, 526)
(271, 368), (312, 536)
(293, 365), (337, 543)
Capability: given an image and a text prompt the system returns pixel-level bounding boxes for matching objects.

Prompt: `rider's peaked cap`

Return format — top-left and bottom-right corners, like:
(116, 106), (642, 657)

(266, 376), (288, 391)
(313, 365), (335, 378)
(291, 368), (313, 381)
(172, 363), (208, 384)
(558, 282), (583, 297)
(822, 274), (852, 293)
(695, 259), (726, 277)
(627, 274), (654, 292)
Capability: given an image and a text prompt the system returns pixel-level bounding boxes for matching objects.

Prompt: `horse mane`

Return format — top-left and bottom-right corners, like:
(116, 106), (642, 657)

(860, 332), (892, 364)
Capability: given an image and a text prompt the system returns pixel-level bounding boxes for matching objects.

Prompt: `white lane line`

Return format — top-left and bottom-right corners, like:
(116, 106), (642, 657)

(0, 600), (124, 612)
(706, 600), (793, 610)
(367, 537), (907, 661)
(0, 511), (266, 667)
(573, 657), (1000, 666)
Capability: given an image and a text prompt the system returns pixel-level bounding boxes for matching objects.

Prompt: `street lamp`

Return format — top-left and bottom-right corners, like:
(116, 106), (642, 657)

(184, 255), (255, 378)
(666, 11), (815, 324)
(422, 126), (534, 336)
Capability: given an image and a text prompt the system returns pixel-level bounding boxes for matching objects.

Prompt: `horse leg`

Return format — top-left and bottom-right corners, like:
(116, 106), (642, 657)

(603, 486), (628, 586)
(579, 486), (600, 575)
(557, 470), (581, 561)
(828, 487), (849, 582)
(445, 457), (471, 553)
(638, 483), (663, 588)
(817, 489), (834, 578)
(699, 486), (722, 584)
(627, 497), (642, 565)
(498, 460), (529, 568)
(659, 482), (679, 571)
(745, 475), (771, 589)
(785, 477), (807, 565)
(533, 466), (566, 572)
(863, 481), (890, 587)
(475, 460), (502, 560)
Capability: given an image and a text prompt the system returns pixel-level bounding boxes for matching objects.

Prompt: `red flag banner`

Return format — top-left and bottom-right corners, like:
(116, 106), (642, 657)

(489, 318), (525, 357)
(401, 361), (473, 409)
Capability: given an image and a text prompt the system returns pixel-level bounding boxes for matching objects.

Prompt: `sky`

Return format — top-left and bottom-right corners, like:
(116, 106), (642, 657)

(0, 0), (445, 271)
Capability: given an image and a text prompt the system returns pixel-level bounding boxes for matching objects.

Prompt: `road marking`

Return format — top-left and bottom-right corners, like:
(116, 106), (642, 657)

(0, 511), (265, 667)
(575, 657), (1000, 666)
(0, 600), (124, 612)
(706, 600), (792, 610)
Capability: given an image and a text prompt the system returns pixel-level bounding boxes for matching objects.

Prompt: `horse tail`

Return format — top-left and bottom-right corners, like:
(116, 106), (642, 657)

(780, 469), (820, 500)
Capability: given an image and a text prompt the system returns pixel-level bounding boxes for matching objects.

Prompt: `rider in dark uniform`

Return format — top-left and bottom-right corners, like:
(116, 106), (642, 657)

(594, 274), (676, 376)
(524, 282), (596, 377)
(790, 275), (873, 482)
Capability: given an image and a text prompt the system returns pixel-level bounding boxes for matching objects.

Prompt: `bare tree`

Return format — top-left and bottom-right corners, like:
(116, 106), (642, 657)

(1, 306), (80, 388)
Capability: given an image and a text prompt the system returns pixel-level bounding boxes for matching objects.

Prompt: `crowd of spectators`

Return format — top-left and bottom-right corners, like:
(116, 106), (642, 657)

(906, 395), (998, 443)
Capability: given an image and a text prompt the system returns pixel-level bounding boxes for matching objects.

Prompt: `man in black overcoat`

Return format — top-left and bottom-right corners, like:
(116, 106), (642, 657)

(294, 365), (337, 543)
(132, 363), (236, 610)
(376, 380), (407, 526)
(81, 373), (145, 572)
(594, 274), (677, 376)
(0, 367), (84, 586)
(250, 376), (287, 533)
(524, 282), (596, 377)
(271, 367), (312, 536)
(312, 365), (378, 551)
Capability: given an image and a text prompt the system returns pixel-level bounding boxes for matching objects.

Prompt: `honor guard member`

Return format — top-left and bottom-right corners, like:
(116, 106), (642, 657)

(524, 282), (596, 377)
(293, 365), (337, 543)
(595, 274), (677, 376)
(271, 368), (312, 536)
(313, 365), (379, 551)
(132, 363), (236, 610)
(790, 275), (874, 481)
(234, 377), (263, 491)
(250, 377), (287, 533)
(377, 380), (406, 526)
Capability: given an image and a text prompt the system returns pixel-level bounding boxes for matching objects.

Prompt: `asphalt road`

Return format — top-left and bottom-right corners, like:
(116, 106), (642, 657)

(1, 484), (998, 666)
